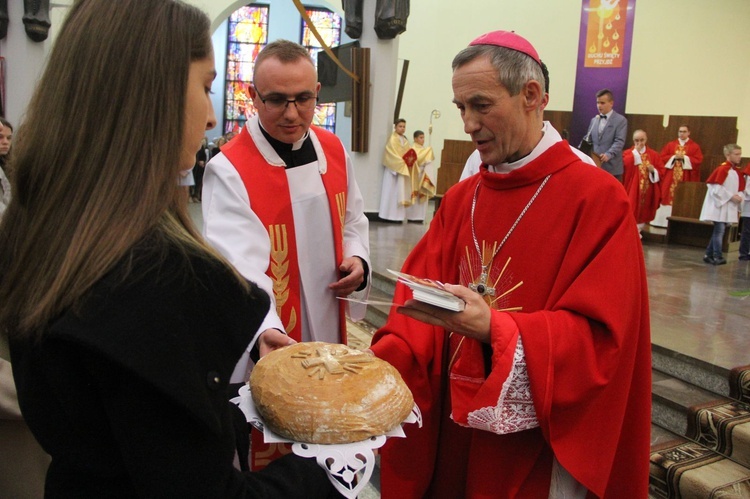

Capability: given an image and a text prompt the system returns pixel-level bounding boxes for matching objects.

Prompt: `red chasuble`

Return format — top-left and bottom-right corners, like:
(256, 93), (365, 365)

(221, 125), (348, 343)
(623, 147), (665, 224)
(371, 142), (651, 498)
(659, 139), (703, 205)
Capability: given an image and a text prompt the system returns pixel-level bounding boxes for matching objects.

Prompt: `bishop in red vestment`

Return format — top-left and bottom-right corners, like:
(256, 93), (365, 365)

(371, 31), (651, 499)
(623, 130), (665, 228)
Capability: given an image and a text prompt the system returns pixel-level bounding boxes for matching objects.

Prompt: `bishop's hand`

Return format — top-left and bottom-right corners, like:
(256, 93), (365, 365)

(397, 284), (492, 343)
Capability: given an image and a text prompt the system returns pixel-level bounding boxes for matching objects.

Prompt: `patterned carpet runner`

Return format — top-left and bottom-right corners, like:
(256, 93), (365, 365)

(650, 365), (750, 497)
(687, 399), (750, 470)
(650, 436), (750, 498)
(729, 364), (750, 405)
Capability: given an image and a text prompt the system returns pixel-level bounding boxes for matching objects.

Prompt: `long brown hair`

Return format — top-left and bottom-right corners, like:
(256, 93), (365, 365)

(0, 0), (239, 338)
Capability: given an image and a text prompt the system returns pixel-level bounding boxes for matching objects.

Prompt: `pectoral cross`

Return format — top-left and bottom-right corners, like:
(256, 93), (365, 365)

(469, 265), (496, 296)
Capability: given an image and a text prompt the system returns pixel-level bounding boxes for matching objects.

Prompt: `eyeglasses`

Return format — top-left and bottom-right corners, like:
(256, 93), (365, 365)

(254, 88), (319, 112)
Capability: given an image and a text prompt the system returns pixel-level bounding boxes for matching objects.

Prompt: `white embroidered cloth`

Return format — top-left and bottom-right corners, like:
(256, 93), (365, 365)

(466, 336), (539, 434)
(231, 384), (421, 499)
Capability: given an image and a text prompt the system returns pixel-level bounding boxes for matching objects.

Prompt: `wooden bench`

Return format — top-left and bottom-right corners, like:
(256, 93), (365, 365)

(666, 182), (739, 252)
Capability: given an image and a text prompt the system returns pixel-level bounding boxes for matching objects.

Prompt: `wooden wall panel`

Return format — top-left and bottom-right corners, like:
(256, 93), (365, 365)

(544, 110), (573, 140)
(435, 114), (740, 193)
(624, 114), (666, 149)
(616, 114), (738, 181)
(438, 139), (475, 195)
(351, 48), (370, 153)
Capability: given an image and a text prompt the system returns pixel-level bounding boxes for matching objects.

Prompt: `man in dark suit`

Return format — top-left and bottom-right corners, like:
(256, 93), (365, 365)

(589, 88), (628, 181)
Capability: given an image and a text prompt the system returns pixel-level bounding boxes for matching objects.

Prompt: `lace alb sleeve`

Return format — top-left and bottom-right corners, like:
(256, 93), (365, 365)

(466, 335), (539, 435)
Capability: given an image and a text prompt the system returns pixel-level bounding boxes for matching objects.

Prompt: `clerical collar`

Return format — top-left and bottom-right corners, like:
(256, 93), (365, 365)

(678, 138), (688, 146)
(258, 122), (317, 169)
(488, 122), (555, 174)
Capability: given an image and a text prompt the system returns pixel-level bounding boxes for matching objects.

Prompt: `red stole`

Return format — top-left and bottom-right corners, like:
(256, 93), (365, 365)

(223, 124), (349, 471)
(222, 124), (348, 343)
(707, 161), (746, 192)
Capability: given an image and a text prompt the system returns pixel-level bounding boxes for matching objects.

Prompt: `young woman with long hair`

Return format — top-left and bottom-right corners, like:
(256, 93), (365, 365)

(0, 1), (336, 496)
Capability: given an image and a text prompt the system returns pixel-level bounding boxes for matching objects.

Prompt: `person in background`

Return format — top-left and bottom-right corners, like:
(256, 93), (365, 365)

(699, 144), (744, 265)
(378, 118), (418, 222)
(406, 129), (436, 223)
(740, 162), (750, 261)
(192, 136), (210, 202)
(371, 30), (651, 498)
(179, 166), (195, 202)
(0, 1), (339, 496)
(0, 119), (11, 217)
(652, 125), (704, 227)
(588, 88), (628, 181)
(623, 129), (665, 236)
(209, 135), (227, 158)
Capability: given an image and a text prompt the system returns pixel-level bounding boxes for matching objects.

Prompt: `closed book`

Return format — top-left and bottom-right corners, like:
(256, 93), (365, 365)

(387, 269), (465, 312)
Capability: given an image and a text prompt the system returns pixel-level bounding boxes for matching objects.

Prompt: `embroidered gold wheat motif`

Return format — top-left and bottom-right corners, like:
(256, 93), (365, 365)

(268, 224), (297, 333)
(335, 192), (346, 235)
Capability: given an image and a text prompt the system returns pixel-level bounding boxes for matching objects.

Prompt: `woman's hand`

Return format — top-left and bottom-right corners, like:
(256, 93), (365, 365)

(257, 328), (296, 358)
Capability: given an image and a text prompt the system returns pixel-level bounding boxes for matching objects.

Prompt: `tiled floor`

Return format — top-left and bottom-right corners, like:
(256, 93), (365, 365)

(368, 217), (750, 372)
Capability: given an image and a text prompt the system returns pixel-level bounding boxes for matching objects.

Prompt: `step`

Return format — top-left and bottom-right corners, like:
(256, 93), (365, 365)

(730, 364), (750, 405)
(650, 423), (750, 498)
(641, 225), (667, 244)
(364, 270), (399, 330)
(371, 269), (397, 297)
(652, 369), (727, 437)
(652, 369), (750, 470)
(652, 344), (731, 398)
(363, 284), (392, 331)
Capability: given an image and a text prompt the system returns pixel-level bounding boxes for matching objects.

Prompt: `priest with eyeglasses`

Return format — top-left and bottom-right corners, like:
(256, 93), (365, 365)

(202, 40), (371, 387)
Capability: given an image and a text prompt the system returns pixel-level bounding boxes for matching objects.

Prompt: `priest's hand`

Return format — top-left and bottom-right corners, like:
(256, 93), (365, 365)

(258, 328), (296, 358)
(329, 256), (365, 296)
(397, 284), (492, 343)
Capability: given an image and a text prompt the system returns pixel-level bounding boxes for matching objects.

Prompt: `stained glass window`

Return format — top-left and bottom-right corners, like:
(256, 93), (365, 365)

(224, 5), (269, 134)
(301, 8), (342, 133)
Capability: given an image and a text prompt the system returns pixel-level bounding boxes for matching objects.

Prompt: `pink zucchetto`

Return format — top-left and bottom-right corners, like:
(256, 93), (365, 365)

(469, 30), (541, 66)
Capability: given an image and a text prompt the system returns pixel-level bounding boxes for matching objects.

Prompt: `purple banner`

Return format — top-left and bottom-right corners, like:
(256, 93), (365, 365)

(569, 0), (637, 147)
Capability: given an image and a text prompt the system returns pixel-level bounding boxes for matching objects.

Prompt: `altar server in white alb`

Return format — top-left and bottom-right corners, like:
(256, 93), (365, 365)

(699, 144), (744, 266)
(202, 40), (371, 382)
(406, 129), (437, 222)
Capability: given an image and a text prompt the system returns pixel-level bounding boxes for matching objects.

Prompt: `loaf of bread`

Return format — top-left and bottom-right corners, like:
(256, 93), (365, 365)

(249, 342), (414, 444)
